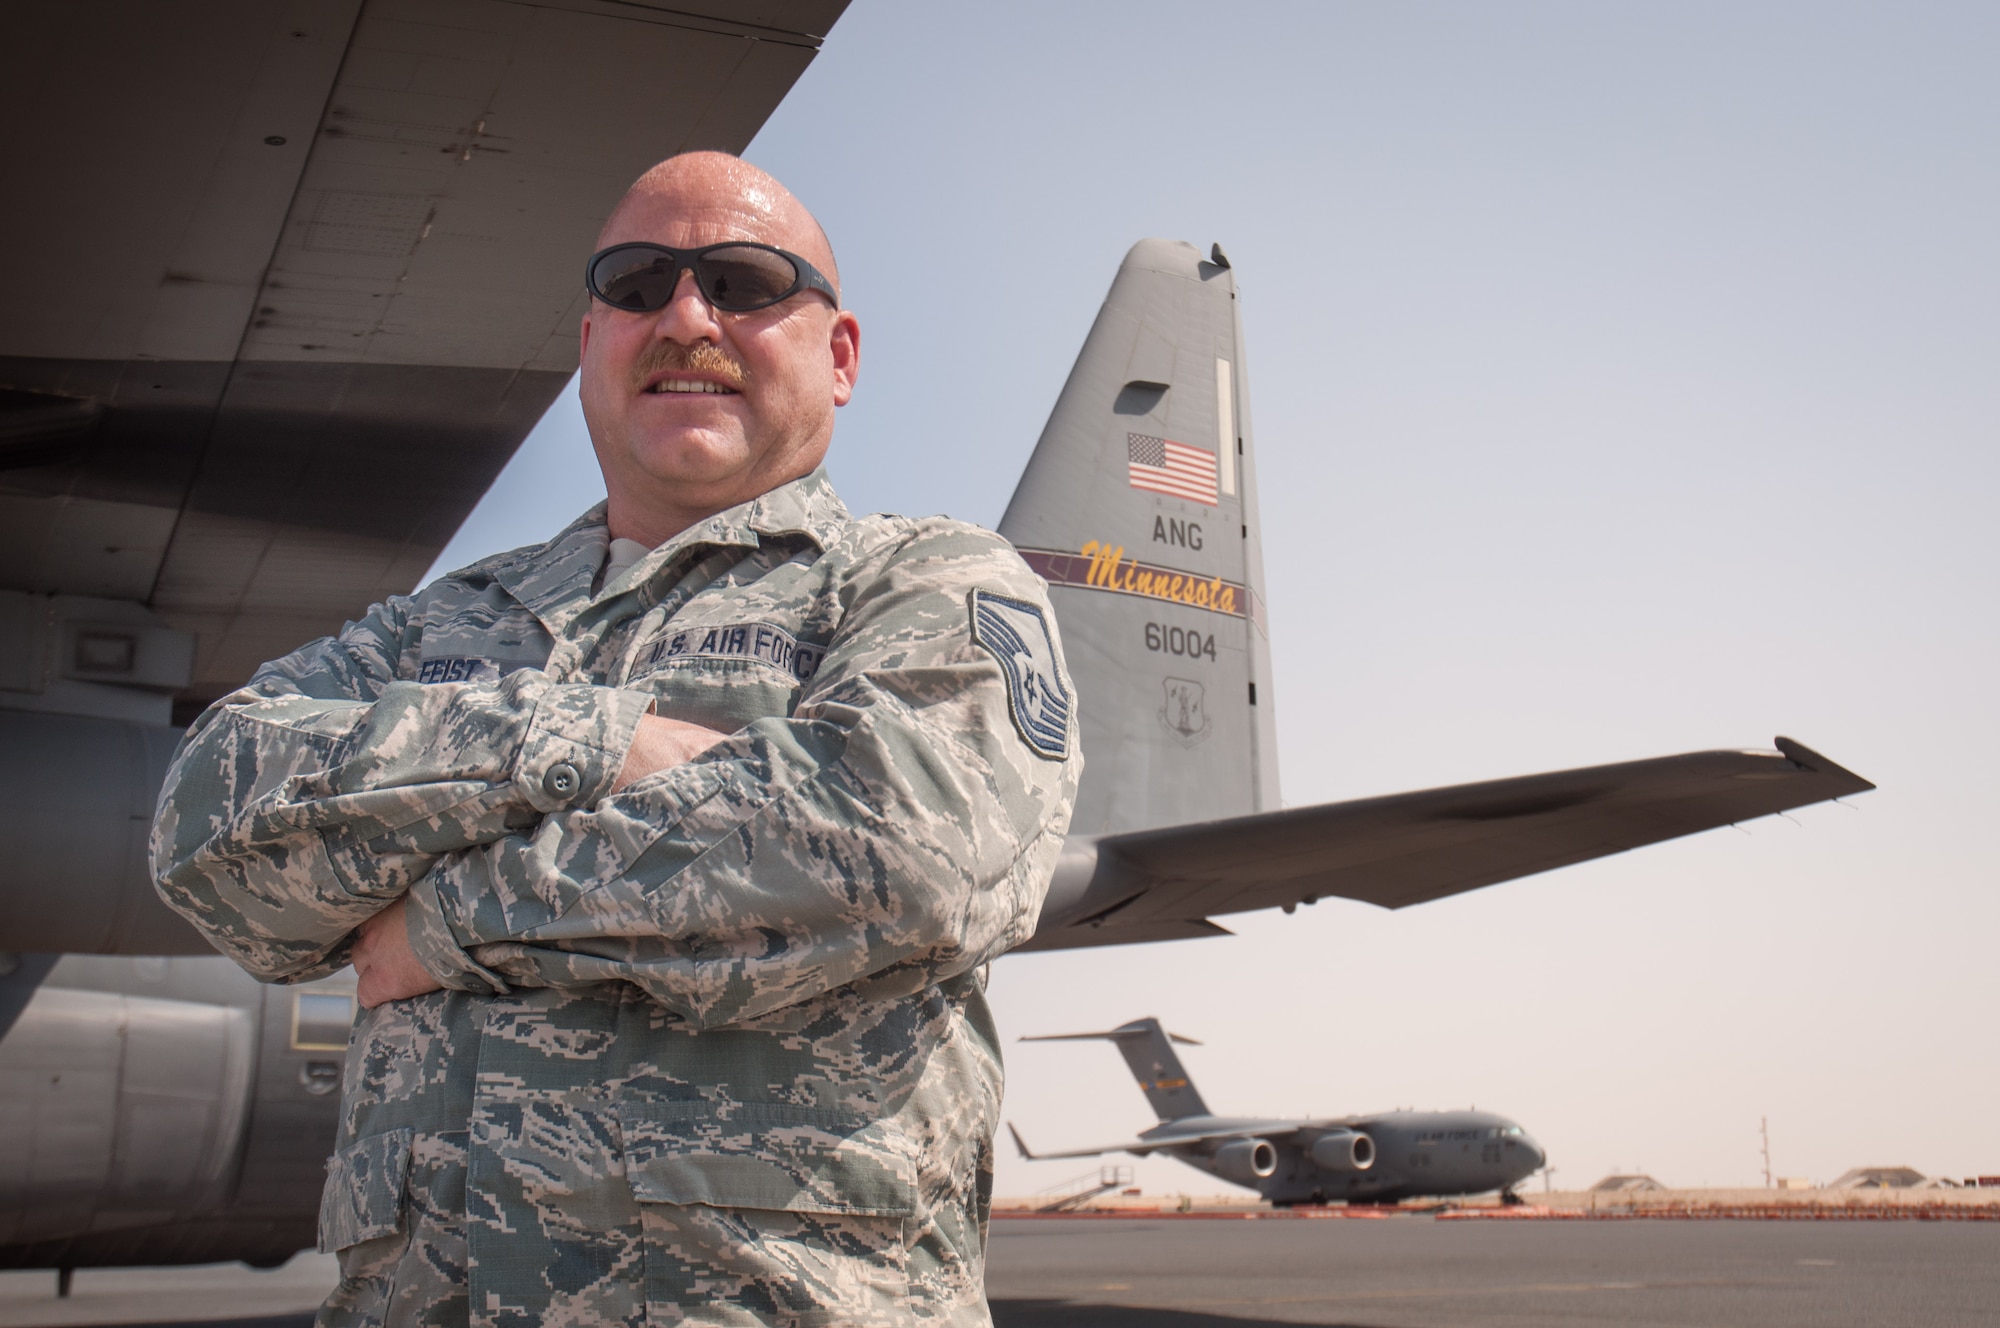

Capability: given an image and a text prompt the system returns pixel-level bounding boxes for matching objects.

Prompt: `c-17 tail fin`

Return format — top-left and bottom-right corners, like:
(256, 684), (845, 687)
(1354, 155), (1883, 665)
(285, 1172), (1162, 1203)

(1022, 1016), (1209, 1121)
(1007, 1122), (1112, 1162)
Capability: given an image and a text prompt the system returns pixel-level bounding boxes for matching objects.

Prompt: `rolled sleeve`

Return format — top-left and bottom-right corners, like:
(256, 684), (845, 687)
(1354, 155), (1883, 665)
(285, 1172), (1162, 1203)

(514, 682), (655, 816)
(151, 619), (649, 981)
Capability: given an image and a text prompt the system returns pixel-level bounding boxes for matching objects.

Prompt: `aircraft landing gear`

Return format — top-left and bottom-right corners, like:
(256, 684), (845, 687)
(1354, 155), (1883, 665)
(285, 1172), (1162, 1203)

(1499, 1188), (1524, 1207)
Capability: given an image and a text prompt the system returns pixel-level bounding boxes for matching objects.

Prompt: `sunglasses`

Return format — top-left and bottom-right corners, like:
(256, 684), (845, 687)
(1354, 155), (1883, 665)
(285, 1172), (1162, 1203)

(584, 241), (839, 314)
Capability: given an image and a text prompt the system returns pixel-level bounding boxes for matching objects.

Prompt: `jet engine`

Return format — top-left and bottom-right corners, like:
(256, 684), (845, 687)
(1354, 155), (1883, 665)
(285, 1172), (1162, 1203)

(1210, 1138), (1277, 1184)
(1309, 1129), (1376, 1172)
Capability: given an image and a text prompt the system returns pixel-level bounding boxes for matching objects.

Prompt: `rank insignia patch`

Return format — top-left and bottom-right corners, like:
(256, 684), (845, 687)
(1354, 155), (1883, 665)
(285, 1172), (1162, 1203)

(969, 589), (1071, 761)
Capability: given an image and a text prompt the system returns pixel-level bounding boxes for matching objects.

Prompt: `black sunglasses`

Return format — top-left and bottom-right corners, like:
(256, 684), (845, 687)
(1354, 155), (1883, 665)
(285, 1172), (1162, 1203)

(585, 241), (838, 314)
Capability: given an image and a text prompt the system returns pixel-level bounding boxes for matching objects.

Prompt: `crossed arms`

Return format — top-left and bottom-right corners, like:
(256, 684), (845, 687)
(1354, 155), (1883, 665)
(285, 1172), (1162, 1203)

(151, 525), (1078, 1029)
(348, 711), (727, 1007)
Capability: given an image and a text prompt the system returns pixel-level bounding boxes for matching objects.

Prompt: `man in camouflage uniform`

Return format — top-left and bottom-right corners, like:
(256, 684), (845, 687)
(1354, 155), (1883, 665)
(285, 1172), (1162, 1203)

(152, 153), (1080, 1326)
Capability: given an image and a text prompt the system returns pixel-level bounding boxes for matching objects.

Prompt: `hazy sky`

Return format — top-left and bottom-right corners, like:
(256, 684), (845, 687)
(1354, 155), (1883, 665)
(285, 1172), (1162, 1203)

(432, 1), (1998, 1196)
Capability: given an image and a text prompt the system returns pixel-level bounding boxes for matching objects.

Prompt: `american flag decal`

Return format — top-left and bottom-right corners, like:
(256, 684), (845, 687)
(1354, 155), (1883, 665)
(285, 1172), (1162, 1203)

(1127, 433), (1218, 506)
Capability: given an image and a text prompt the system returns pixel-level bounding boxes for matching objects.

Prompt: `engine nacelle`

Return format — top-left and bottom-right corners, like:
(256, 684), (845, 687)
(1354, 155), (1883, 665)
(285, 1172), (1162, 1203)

(1309, 1129), (1376, 1172)
(0, 985), (253, 1242)
(0, 957), (353, 1269)
(0, 709), (206, 954)
(1211, 1138), (1277, 1184)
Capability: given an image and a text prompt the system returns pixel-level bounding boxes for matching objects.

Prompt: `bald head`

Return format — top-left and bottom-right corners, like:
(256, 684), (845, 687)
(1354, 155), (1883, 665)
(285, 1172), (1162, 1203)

(578, 152), (861, 548)
(598, 151), (839, 297)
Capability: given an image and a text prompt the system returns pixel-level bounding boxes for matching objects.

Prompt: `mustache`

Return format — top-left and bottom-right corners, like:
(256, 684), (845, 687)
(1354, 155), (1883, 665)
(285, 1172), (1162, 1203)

(630, 339), (750, 393)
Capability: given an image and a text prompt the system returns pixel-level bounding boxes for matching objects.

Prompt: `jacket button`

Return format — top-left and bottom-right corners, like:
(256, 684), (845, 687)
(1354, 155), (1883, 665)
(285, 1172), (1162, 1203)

(542, 762), (581, 800)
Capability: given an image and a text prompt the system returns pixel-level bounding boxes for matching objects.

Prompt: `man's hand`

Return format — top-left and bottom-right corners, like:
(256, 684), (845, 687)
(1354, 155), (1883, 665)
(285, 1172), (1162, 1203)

(352, 898), (445, 1009)
(613, 713), (729, 792)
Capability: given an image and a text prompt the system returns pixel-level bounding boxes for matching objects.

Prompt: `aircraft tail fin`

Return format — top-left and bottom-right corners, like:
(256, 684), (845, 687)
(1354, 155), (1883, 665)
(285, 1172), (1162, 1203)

(999, 240), (1279, 837)
(1021, 1016), (1209, 1120)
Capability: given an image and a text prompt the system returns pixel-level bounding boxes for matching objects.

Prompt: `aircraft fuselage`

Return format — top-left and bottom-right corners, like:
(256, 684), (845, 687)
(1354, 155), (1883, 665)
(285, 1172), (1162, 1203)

(1162, 1109), (1543, 1206)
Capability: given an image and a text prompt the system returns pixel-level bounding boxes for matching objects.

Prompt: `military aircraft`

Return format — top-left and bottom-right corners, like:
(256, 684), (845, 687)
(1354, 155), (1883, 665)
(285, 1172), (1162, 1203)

(0, 0), (1869, 1281)
(0, 0), (855, 1276)
(1010, 1018), (1545, 1206)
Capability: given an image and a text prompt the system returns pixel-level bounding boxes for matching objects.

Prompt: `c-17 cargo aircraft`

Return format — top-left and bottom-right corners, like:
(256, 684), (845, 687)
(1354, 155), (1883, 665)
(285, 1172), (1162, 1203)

(0, 0), (1869, 1280)
(1011, 1018), (1545, 1206)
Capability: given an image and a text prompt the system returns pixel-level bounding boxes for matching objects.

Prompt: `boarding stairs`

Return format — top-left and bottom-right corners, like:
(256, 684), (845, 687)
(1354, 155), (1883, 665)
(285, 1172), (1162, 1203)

(1034, 1165), (1135, 1213)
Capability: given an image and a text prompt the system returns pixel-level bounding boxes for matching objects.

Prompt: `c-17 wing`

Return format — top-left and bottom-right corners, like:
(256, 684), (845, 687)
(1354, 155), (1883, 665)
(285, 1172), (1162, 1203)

(1023, 737), (1872, 951)
(1007, 1122), (1291, 1161)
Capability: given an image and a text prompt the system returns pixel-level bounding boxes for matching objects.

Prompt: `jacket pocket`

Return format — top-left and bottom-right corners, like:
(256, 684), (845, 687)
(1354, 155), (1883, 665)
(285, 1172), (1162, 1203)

(640, 657), (802, 735)
(617, 1101), (916, 1217)
(618, 1102), (916, 1326)
(317, 1127), (415, 1253)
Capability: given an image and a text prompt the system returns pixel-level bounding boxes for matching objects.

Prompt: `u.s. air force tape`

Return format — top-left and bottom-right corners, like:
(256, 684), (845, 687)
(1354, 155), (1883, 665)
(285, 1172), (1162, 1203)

(968, 589), (1070, 761)
(634, 621), (828, 681)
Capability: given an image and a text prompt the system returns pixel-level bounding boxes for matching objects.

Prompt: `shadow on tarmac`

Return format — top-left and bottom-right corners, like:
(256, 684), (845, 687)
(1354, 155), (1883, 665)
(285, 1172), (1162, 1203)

(95, 1302), (1376, 1328)
(993, 1301), (1381, 1328)
(89, 1320), (314, 1328)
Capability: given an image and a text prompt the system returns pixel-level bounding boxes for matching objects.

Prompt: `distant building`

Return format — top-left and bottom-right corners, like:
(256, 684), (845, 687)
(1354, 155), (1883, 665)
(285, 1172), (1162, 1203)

(1829, 1166), (1929, 1190)
(1590, 1174), (1666, 1193)
(1775, 1177), (1813, 1190)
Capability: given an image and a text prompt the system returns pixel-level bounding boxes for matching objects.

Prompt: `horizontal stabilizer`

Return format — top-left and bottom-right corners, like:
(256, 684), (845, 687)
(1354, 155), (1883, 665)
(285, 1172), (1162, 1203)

(1008, 1120), (1298, 1161)
(1020, 1015), (1211, 1119)
(1022, 1026), (1203, 1047)
(1008, 1123), (1121, 1161)
(1023, 737), (1872, 951)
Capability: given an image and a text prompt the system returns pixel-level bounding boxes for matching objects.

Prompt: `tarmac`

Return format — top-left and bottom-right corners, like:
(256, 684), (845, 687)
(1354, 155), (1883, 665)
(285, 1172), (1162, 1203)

(0, 1207), (1994, 1327)
(984, 1213), (1998, 1326)
(995, 1185), (2000, 1218)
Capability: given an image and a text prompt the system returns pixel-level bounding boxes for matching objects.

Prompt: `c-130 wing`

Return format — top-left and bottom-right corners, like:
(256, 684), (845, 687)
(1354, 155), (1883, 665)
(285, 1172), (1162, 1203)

(0, 0), (850, 959)
(1021, 736), (1872, 951)
(999, 239), (1871, 952)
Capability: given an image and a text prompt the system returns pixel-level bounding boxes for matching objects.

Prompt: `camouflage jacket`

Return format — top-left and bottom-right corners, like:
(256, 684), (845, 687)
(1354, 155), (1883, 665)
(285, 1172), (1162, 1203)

(152, 469), (1081, 1327)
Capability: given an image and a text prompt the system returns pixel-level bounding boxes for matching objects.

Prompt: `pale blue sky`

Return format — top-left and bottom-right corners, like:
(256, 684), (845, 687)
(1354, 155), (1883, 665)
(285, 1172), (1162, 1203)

(431, 1), (1998, 1195)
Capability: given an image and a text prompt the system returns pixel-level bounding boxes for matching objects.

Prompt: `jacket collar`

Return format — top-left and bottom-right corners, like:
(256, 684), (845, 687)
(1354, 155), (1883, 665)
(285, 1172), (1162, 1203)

(490, 467), (851, 631)
(677, 464), (851, 556)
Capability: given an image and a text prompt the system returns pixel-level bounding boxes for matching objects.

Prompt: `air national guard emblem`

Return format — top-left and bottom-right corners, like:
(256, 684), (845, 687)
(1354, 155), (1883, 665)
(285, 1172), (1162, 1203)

(1160, 676), (1211, 747)
(969, 589), (1071, 761)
